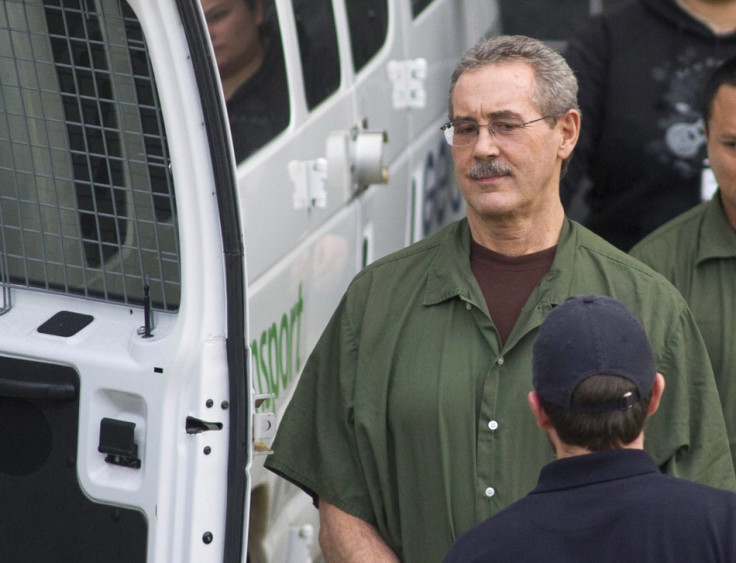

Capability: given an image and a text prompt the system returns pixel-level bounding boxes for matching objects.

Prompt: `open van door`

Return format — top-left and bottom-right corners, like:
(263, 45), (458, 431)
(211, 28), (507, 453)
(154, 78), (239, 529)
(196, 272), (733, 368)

(0, 0), (248, 560)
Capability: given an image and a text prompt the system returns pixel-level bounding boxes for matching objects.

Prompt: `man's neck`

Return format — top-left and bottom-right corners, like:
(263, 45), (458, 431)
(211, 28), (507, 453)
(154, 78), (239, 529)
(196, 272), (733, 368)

(554, 435), (645, 459)
(678, 0), (736, 34)
(467, 204), (564, 257)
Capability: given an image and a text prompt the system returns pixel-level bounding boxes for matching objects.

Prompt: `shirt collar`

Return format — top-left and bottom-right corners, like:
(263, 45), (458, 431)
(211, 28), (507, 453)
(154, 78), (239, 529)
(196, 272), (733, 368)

(422, 219), (479, 307)
(695, 193), (736, 264)
(532, 449), (660, 494)
(422, 217), (575, 311)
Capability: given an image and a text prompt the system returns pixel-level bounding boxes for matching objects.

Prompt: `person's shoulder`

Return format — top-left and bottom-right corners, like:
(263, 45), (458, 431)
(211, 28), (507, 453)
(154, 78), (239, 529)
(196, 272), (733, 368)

(443, 500), (534, 563)
(655, 473), (736, 513)
(572, 221), (670, 278)
(353, 220), (460, 280)
(339, 220), (464, 324)
(570, 221), (690, 308)
(631, 202), (708, 258)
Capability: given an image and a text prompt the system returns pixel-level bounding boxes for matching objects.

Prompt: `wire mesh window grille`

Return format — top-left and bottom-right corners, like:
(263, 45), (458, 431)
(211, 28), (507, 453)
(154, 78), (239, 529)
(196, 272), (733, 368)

(0, 0), (180, 312)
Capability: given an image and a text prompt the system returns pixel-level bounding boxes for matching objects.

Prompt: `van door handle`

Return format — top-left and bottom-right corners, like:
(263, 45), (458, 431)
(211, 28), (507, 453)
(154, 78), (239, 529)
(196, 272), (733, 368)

(0, 379), (76, 401)
(185, 416), (224, 434)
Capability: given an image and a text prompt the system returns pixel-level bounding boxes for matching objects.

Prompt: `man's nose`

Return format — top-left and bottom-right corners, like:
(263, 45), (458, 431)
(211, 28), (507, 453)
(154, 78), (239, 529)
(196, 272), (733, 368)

(473, 125), (501, 158)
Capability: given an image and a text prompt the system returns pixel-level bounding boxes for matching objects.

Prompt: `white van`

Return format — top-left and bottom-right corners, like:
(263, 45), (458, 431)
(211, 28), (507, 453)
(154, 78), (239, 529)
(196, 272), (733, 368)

(0, 0), (498, 560)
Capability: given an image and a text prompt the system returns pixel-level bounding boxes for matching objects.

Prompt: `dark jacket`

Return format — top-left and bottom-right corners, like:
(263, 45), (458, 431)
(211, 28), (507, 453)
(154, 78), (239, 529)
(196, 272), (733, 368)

(445, 449), (736, 562)
(227, 33), (289, 163)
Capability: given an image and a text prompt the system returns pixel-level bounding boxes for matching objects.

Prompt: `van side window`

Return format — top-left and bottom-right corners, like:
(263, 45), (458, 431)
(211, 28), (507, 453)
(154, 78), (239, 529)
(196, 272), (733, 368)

(0, 0), (180, 311)
(201, 0), (290, 163)
(292, 0), (340, 109)
(345, 0), (388, 72)
(412, 0), (434, 18)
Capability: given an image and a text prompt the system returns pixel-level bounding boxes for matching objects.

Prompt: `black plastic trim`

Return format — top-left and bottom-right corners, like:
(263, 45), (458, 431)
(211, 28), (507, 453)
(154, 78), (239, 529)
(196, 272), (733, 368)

(0, 379), (76, 401)
(175, 1), (249, 561)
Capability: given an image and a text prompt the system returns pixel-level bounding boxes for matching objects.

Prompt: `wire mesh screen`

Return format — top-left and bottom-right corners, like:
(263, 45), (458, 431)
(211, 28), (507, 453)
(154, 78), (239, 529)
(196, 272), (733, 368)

(0, 0), (180, 312)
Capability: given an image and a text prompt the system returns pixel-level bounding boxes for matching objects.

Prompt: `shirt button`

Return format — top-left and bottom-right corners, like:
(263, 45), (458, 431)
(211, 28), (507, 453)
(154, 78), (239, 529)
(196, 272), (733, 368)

(465, 303), (472, 311)
(497, 356), (504, 365)
(488, 420), (499, 431)
(485, 487), (495, 498)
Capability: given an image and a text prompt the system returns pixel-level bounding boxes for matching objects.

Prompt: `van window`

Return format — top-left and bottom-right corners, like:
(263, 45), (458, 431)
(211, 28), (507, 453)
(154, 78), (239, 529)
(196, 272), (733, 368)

(293, 0), (340, 109)
(201, 0), (290, 163)
(412, 0), (434, 18)
(0, 0), (180, 311)
(345, 0), (388, 72)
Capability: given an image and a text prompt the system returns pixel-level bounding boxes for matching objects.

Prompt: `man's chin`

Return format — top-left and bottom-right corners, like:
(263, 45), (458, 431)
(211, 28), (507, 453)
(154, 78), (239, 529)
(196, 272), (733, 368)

(468, 196), (518, 220)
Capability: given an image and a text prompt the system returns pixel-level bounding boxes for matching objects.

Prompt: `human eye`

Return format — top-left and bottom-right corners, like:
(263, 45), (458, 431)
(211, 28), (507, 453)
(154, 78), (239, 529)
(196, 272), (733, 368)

(206, 7), (228, 24)
(492, 120), (522, 135)
(453, 121), (478, 137)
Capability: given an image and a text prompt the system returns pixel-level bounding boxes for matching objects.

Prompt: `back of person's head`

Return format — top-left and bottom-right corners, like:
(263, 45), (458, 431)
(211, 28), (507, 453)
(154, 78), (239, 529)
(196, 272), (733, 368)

(702, 55), (736, 133)
(532, 295), (656, 451)
(447, 35), (579, 122)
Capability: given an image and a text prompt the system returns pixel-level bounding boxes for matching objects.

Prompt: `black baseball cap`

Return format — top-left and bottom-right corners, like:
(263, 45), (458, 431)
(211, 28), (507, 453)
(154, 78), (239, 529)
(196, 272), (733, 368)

(532, 295), (656, 413)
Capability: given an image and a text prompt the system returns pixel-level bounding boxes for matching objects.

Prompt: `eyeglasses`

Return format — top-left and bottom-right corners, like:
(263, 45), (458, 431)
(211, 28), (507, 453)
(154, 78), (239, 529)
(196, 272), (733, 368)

(440, 115), (556, 146)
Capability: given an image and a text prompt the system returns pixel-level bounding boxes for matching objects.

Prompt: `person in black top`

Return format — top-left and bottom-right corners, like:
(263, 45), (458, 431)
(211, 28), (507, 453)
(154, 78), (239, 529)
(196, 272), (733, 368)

(445, 294), (736, 563)
(562, 0), (736, 250)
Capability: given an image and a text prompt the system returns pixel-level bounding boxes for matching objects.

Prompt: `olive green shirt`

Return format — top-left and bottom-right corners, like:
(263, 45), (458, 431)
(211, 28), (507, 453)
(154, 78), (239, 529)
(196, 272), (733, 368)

(631, 192), (736, 469)
(266, 218), (735, 562)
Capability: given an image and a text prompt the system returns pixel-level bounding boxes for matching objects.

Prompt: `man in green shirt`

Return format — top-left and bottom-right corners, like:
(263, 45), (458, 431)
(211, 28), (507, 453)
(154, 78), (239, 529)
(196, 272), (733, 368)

(631, 55), (736, 470)
(265, 35), (736, 562)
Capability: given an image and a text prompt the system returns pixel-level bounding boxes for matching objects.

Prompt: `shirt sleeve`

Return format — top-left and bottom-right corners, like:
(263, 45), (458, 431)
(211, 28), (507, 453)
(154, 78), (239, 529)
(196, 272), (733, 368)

(644, 303), (736, 491)
(264, 291), (377, 524)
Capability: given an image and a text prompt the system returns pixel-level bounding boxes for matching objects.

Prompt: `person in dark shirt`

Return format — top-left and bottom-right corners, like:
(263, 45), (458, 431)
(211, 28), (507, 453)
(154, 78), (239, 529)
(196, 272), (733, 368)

(445, 294), (736, 563)
(631, 53), (736, 473)
(201, 0), (289, 162)
(562, 0), (736, 250)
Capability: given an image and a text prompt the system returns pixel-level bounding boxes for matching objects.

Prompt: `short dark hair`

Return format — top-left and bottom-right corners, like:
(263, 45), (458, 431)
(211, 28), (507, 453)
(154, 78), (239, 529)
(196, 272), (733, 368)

(702, 55), (736, 133)
(540, 374), (652, 451)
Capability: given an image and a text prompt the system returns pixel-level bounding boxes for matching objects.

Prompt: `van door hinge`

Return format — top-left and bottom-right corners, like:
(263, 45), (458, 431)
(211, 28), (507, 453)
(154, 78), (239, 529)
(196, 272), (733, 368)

(253, 393), (277, 454)
(388, 58), (427, 109)
(290, 158), (328, 209)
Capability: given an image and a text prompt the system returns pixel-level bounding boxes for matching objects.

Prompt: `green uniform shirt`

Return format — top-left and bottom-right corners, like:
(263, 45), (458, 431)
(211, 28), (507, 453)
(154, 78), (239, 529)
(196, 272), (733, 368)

(266, 218), (735, 562)
(631, 192), (736, 469)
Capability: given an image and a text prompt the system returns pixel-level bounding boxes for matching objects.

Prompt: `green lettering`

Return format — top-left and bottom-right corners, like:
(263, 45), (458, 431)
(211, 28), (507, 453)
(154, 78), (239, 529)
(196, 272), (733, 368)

(251, 339), (264, 395)
(259, 331), (271, 409)
(268, 322), (279, 398)
(279, 313), (291, 389)
(294, 284), (303, 374)
(252, 284), (306, 411)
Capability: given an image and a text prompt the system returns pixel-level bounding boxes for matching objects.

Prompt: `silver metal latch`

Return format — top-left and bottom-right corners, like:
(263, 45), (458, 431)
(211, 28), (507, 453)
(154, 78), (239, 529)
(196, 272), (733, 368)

(290, 158), (328, 209)
(387, 58), (427, 110)
(253, 393), (277, 454)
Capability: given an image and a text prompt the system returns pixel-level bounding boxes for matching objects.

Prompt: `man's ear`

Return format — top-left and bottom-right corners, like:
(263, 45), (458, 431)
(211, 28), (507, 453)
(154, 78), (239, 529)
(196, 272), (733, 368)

(647, 373), (665, 416)
(528, 391), (553, 430)
(557, 109), (581, 161)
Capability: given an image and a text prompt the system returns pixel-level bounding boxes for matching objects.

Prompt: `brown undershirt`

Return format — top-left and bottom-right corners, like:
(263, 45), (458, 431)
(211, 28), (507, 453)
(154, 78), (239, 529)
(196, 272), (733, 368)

(470, 239), (557, 345)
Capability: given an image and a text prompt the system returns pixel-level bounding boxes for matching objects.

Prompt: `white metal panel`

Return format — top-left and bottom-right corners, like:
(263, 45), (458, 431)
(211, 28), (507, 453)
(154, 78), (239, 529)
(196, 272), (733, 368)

(239, 0), (357, 284)
(0, 0), (239, 560)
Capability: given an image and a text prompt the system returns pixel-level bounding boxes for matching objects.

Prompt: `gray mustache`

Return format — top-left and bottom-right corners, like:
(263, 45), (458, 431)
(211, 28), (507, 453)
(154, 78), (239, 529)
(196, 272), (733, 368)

(468, 160), (512, 179)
